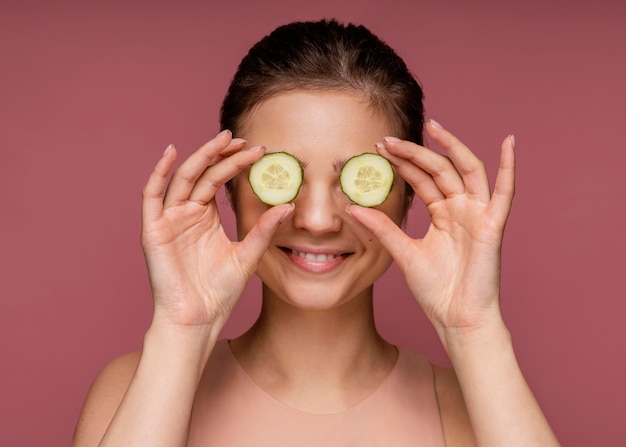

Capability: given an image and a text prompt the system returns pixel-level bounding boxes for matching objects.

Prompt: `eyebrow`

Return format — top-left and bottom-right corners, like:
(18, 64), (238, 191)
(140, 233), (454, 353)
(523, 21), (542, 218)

(292, 154), (308, 169)
(333, 158), (348, 173)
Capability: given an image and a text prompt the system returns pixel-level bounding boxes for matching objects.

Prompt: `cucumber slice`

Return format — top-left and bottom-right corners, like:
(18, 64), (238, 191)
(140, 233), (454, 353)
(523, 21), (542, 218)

(248, 152), (303, 206)
(340, 153), (394, 207)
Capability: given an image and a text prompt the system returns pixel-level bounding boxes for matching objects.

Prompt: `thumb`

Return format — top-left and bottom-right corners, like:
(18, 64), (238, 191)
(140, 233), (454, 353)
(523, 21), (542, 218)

(233, 203), (295, 274)
(346, 204), (416, 272)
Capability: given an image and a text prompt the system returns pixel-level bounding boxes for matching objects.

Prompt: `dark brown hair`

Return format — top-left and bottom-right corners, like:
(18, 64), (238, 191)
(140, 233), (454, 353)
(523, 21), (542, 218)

(221, 19), (425, 214)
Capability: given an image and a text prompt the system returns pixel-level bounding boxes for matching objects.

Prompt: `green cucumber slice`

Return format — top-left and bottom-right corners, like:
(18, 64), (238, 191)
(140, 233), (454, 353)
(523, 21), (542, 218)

(248, 152), (303, 206)
(340, 153), (394, 207)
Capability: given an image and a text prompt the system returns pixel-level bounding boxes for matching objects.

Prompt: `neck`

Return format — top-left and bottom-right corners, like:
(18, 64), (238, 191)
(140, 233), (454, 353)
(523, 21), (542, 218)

(229, 284), (398, 413)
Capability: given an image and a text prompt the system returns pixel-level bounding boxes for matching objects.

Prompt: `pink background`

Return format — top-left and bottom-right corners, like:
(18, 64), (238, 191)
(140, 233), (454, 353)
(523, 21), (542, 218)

(1, 1), (624, 445)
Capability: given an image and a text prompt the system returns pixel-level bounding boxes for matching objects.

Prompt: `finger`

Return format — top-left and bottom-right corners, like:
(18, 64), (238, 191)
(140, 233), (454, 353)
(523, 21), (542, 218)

(486, 135), (516, 229)
(142, 144), (177, 223)
(425, 119), (491, 201)
(345, 204), (416, 273)
(381, 136), (466, 199)
(218, 137), (248, 158)
(233, 203), (295, 275)
(163, 130), (245, 207)
(375, 142), (445, 206)
(188, 145), (265, 205)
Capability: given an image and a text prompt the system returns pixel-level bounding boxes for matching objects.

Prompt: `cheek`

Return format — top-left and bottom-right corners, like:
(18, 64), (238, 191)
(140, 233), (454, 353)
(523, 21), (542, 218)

(361, 236), (395, 288)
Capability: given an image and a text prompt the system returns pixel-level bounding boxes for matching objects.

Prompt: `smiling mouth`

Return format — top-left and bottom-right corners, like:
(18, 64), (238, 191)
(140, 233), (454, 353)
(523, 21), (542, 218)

(279, 247), (351, 262)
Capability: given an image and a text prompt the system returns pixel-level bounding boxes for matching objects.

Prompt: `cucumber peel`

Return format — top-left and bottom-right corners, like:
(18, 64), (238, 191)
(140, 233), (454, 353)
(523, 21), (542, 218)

(340, 153), (394, 207)
(248, 152), (303, 206)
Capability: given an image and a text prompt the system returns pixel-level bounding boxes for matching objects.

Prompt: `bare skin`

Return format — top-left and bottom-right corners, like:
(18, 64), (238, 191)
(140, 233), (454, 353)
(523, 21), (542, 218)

(73, 91), (559, 447)
(75, 351), (476, 446)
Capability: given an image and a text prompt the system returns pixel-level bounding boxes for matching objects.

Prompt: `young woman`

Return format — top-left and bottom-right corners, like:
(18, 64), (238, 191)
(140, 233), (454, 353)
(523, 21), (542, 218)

(74, 20), (560, 446)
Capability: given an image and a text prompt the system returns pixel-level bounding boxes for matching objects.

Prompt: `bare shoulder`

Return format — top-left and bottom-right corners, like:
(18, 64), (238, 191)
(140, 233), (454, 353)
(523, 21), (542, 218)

(433, 365), (477, 447)
(73, 352), (141, 446)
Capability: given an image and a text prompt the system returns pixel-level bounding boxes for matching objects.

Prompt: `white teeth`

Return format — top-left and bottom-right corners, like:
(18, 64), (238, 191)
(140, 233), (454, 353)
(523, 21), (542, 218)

(294, 250), (336, 262)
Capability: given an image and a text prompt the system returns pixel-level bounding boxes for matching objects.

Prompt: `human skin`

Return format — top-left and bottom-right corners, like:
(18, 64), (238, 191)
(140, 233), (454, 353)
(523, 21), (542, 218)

(73, 89), (560, 447)
(226, 90), (406, 413)
(231, 90), (406, 312)
(230, 90), (560, 445)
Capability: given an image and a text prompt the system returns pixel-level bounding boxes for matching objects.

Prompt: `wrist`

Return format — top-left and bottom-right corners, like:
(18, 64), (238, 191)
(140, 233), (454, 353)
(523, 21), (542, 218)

(441, 316), (513, 364)
(437, 308), (511, 357)
(142, 317), (224, 380)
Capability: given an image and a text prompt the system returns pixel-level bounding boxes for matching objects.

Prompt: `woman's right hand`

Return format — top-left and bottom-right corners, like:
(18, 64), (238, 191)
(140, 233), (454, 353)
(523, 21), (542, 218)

(141, 130), (294, 329)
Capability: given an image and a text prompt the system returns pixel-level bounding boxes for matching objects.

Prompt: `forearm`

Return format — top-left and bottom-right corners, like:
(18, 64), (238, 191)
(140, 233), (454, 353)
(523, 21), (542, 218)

(443, 318), (560, 447)
(98, 320), (221, 447)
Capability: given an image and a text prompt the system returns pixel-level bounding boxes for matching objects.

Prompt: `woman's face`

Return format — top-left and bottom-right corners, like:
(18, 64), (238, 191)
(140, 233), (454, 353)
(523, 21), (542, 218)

(232, 90), (406, 310)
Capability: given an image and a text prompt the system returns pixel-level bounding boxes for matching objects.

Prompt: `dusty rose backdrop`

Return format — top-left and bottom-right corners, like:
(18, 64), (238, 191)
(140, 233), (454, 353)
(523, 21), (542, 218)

(2, 0), (624, 445)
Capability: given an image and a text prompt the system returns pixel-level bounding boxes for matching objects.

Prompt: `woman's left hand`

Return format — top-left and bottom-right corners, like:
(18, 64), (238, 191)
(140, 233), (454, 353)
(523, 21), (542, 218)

(347, 120), (515, 344)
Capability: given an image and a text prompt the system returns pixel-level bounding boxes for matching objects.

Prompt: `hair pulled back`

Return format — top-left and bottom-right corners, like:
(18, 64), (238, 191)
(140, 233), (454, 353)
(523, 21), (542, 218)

(221, 20), (424, 214)
(220, 19), (424, 145)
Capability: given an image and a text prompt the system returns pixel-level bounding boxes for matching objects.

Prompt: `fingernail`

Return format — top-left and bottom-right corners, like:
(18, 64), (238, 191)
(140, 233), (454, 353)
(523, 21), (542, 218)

(231, 138), (247, 146)
(248, 144), (265, 152)
(383, 136), (401, 143)
(217, 129), (231, 138)
(428, 119), (443, 129)
(374, 142), (385, 151)
(508, 134), (516, 149)
(163, 144), (175, 156)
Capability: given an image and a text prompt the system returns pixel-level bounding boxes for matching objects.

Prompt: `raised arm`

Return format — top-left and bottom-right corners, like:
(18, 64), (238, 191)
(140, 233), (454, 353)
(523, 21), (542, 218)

(347, 120), (560, 447)
(73, 130), (294, 447)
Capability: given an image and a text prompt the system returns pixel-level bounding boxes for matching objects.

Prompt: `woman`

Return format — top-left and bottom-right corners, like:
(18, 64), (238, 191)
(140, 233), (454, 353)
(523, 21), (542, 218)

(74, 20), (560, 446)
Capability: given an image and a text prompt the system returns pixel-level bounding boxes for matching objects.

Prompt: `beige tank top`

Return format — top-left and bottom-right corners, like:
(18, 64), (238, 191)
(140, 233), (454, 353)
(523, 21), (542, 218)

(188, 340), (446, 446)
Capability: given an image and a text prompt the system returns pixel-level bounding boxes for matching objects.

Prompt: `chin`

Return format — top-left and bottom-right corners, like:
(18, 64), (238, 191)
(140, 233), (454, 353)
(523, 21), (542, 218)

(262, 281), (371, 313)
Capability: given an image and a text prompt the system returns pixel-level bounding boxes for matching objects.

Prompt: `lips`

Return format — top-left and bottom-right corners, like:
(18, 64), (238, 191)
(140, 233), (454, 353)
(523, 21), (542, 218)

(279, 247), (352, 273)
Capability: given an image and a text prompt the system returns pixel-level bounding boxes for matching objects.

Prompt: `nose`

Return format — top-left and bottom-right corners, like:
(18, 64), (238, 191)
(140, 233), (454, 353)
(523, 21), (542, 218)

(291, 183), (343, 235)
